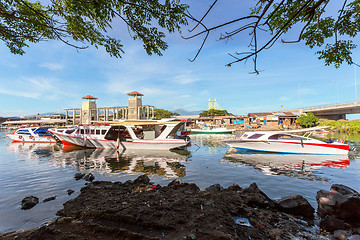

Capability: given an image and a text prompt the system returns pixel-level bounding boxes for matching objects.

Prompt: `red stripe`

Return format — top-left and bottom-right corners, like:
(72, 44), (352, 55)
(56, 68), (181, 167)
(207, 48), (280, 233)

(62, 140), (79, 147)
(281, 141), (349, 151)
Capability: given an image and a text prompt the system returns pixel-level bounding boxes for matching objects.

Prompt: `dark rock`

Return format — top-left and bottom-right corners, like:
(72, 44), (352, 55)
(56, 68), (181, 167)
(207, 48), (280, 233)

(83, 173), (95, 182)
(243, 182), (275, 208)
(227, 184), (242, 191)
(319, 215), (345, 232)
(74, 173), (85, 180)
(205, 184), (223, 192)
(133, 175), (150, 185)
(275, 195), (314, 218)
(331, 184), (360, 197)
(168, 179), (181, 187)
(67, 189), (74, 195)
(43, 196), (56, 202)
(317, 184), (360, 226)
(21, 196), (39, 210)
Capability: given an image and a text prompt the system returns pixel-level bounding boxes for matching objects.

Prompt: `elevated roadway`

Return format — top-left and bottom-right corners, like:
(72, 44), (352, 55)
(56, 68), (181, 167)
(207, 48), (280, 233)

(295, 102), (360, 120)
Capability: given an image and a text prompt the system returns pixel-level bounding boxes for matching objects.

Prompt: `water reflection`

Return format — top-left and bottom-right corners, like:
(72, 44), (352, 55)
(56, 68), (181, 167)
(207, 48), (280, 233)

(7, 142), (58, 160)
(8, 143), (190, 179)
(222, 151), (350, 181)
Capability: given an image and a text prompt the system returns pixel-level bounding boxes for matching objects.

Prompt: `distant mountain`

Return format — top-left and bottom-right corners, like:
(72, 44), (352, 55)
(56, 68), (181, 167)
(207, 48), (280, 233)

(172, 108), (203, 116)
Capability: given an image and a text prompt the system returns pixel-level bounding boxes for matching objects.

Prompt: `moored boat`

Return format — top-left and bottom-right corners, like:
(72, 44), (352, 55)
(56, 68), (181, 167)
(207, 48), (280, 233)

(223, 130), (350, 155)
(6, 126), (57, 143)
(49, 119), (190, 150)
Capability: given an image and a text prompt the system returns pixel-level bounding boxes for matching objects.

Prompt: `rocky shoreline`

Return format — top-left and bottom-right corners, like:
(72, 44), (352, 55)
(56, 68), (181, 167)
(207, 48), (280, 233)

(1, 175), (360, 239)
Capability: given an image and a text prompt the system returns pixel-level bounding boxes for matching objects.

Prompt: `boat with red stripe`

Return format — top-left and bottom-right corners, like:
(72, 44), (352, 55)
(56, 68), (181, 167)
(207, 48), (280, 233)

(48, 119), (190, 150)
(223, 127), (350, 155)
(6, 126), (57, 143)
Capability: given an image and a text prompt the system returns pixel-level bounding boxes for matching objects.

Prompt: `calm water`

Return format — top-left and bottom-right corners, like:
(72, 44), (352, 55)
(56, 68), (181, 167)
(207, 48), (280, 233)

(1, 131), (360, 233)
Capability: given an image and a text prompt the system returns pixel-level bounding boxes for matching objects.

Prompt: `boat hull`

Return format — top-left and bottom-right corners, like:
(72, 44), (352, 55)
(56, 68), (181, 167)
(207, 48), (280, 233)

(6, 133), (57, 143)
(54, 133), (189, 150)
(225, 140), (349, 155)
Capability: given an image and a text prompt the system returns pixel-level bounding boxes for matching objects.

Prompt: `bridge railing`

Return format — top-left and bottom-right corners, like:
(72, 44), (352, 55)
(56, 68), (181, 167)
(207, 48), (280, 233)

(275, 99), (359, 112)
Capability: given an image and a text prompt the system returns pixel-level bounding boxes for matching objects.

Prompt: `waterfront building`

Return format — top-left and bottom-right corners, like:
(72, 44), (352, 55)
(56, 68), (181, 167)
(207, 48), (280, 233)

(248, 112), (300, 127)
(65, 92), (155, 125)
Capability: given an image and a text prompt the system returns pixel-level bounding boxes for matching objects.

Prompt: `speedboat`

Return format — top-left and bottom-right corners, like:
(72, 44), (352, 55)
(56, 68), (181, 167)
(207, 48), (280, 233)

(48, 119), (190, 150)
(190, 127), (235, 134)
(223, 129), (350, 155)
(6, 126), (57, 143)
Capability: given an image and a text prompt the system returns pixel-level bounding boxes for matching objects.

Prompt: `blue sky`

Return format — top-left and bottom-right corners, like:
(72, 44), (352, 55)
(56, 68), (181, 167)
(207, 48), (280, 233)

(1, 1), (360, 118)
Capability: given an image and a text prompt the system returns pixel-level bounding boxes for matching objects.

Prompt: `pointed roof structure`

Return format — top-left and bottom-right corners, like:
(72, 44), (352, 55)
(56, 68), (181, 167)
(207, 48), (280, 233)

(127, 91), (144, 96)
(82, 95), (98, 99)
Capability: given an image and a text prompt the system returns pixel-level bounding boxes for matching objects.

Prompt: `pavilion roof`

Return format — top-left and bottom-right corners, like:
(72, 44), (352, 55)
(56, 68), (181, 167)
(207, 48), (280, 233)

(82, 95), (98, 99)
(127, 91), (144, 96)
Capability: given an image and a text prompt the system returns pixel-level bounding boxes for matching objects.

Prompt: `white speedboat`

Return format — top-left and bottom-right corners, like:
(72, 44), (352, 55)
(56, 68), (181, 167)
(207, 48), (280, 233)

(48, 120), (190, 150)
(6, 126), (57, 143)
(223, 130), (350, 155)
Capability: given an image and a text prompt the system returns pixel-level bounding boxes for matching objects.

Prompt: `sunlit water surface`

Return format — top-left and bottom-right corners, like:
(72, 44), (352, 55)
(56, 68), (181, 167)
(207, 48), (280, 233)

(1, 131), (360, 233)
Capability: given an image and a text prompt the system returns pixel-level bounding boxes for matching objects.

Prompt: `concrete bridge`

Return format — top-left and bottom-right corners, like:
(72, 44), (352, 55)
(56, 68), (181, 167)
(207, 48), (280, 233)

(294, 102), (360, 120)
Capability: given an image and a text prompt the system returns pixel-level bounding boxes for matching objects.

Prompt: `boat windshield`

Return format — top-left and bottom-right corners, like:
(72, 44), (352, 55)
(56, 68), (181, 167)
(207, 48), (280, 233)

(105, 126), (132, 141)
(16, 129), (31, 135)
(268, 134), (305, 140)
(248, 134), (264, 139)
(33, 127), (52, 136)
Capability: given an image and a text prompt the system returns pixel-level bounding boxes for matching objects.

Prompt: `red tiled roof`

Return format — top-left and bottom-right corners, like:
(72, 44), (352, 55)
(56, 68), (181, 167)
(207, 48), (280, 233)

(82, 95), (97, 99)
(127, 91), (144, 96)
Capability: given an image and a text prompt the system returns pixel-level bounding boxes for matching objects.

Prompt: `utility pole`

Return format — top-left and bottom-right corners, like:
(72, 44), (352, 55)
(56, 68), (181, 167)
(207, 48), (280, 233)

(355, 65), (358, 103)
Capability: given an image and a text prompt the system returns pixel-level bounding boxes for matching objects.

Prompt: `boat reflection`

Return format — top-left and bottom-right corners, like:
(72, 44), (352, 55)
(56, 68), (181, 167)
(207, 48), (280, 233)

(222, 151), (350, 181)
(7, 142), (58, 160)
(51, 146), (190, 179)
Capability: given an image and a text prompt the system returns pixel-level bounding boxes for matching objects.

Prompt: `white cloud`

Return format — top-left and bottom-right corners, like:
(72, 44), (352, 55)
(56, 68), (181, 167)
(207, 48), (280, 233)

(173, 73), (200, 85)
(0, 87), (40, 98)
(0, 110), (29, 117)
(38, 62), (64, 70)
(279, 96), (290, 101)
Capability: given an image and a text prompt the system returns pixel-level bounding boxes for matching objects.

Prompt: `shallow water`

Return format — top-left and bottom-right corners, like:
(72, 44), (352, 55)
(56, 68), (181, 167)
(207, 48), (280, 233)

(1, 131), (360, 233)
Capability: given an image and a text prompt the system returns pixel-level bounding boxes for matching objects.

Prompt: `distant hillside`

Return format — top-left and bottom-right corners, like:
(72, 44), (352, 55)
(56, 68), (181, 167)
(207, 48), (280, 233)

(172, 108), (202, 116)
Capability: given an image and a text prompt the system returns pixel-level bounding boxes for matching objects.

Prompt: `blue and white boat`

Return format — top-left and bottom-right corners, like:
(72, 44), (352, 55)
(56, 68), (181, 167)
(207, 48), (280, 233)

(6, 127), (57, 143)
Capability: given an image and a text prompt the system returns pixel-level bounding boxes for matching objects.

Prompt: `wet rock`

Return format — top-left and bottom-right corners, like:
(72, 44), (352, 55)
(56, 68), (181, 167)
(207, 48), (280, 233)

(331, 184), (360, 196)
(227, 183), (242, 191)
(168, 179), (181, 187)
(43, 196), (56, 202)
(205, 183), (223, 192)
(319, 215), (345, 232)
(317, 184), (360, 225)
(333, 230), (351, 240)
(67, 189), (74, 195)
(243, 182), (275, 208)
(74, 173), (85, 180)
(133, 174), (150, 185)
(21, 196), (39, 210)
(275, 195), (314, 218)
(83, 173), (95, 182)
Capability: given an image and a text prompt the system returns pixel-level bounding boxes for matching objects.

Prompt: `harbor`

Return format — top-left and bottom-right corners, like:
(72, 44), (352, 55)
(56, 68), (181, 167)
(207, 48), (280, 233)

(2, 91), (360, 239)
(1, 129), (360, 238)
